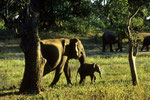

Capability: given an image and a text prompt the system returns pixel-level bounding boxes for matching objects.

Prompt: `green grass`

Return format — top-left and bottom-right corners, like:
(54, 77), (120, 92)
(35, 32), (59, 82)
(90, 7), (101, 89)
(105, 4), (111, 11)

(1, 33), (150, 100)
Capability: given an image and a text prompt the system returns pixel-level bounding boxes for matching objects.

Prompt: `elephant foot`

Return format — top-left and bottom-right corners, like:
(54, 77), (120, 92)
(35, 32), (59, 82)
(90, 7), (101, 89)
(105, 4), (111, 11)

(119, 49), (123, 52)
(115, 48), (119, 51)
(67, 82), (73, 85)
(90, 82), (94, 84)
(49, 83), (56, 87)
(40, 86), (46, 91)
(49, 84), (54, 88)
(102, 50), (105, 52)
(79, 81), (84, 85)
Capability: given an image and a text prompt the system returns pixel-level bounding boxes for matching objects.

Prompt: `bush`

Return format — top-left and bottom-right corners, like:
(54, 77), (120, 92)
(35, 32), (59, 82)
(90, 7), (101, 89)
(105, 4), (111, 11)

(0, 20), (5, 30)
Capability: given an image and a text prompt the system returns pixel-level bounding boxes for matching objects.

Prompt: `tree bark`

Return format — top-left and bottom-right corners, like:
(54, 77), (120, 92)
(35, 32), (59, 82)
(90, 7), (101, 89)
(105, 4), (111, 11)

(19, 0), (46, 94)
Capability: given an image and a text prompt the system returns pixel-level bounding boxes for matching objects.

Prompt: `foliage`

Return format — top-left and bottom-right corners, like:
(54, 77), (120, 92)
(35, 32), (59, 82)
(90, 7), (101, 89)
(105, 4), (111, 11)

(131, 17), (144, 28)
(0, 20), (5, 29)
(0, 0), (150, 35)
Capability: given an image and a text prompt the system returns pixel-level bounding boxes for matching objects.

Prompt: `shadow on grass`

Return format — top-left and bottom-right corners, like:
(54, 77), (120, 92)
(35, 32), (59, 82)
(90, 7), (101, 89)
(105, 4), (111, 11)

(94, 79), (132, 86)
(0, 88), (20, 97)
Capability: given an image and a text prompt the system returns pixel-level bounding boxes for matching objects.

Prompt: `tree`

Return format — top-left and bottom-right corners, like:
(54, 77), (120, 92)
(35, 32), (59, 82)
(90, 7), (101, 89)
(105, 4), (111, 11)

(127, 7), (140, 85)
(127, 0), (150, 85)
(17, 0), (46, 93)
(0, 0), (47, 94)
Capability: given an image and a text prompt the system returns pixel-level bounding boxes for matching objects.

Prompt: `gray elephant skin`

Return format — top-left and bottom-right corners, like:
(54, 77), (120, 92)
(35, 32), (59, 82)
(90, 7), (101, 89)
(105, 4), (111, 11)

(76, 63), (102, 84)
(141, 36), (150, 51)
(102, 31), (122, 52)
(40, 38), (86, 86)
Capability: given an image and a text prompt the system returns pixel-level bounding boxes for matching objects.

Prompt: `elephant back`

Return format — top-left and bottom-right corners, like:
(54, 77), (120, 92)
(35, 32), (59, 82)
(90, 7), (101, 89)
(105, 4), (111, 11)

(79, 63), (95, 75)
(143, 36), (150, 45)
(40, 39), (66, 69)
(102, 31), (117, 44)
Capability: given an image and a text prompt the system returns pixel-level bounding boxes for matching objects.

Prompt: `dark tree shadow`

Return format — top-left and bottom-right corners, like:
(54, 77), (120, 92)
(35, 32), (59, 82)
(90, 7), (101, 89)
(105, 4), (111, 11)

(0, 91), (20, 97)
(0, 88), (21, 97)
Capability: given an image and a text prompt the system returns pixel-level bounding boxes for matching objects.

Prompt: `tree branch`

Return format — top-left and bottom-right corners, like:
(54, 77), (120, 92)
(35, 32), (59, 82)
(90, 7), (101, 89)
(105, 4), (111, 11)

(128, 7), (140, 26)
(127, 7), (140, 41)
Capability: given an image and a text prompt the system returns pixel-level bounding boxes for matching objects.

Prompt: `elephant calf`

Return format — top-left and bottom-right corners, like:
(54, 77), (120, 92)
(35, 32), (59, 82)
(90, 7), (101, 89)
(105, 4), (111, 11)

(141, 36), (150, 51)
(76, 63), (102, 84)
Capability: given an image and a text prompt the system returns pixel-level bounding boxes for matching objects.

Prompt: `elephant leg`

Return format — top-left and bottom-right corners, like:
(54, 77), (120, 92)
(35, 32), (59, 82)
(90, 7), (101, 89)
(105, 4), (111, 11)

(102, 42), (106, 52)
(90, 75), (94, 83)
(43, 62), (52, 76)
(79, 75), (85, 84)
(141, 45), (145, 51)
(110, 44), (113, 52)
(50, 68), (62, 87)
(50, 56), (68, 87)
(90, 74), (96, 83)
(64, 61), (72, 85)
(118, 41), (122, 52)
(146, 45), (149, 51)
(93, 75), (96, 82)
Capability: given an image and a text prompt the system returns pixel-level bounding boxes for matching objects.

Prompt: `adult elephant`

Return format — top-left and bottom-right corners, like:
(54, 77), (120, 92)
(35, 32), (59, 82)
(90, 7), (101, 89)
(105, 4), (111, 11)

(40, 38), (86, 86)
(102, 31), (122, 52)
(141, 36), (150, 51)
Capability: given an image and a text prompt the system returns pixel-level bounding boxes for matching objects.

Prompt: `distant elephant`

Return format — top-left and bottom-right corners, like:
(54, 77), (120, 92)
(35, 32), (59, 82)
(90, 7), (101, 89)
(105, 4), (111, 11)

(141, 36), (150, 51)
(76, 63), (102, 84)
(40, 38), (86, 86)
(102, 31), (122, 52)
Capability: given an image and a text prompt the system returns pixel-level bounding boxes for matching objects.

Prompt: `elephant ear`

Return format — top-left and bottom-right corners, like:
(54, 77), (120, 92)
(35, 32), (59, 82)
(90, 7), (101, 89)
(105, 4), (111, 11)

(62, 39), (70, 54)
(70, 38), (78, 44)
(93, 63), (96, 68)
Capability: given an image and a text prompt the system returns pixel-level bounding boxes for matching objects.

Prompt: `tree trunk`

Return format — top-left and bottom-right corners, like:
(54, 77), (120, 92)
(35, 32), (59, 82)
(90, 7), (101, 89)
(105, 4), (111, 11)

(128, 41), (138, 85)
(127, 27), (139, 86)
(19, 0), (46, 94)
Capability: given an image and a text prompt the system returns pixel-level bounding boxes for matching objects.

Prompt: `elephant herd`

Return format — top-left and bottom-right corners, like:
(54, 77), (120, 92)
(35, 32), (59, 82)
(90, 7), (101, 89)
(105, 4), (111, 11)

(40, 31), (150, 87)
(102, 31), (150, 52)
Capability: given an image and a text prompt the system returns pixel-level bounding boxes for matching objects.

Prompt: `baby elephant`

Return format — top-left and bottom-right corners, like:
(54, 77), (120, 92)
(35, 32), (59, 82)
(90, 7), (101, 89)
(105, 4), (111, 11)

(76, 63), (102, 84)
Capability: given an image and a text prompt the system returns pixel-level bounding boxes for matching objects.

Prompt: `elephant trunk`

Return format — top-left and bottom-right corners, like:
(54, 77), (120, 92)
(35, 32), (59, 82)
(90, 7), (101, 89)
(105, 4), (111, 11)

(79, 52), (86, 64)
(99, 71), (102, 78)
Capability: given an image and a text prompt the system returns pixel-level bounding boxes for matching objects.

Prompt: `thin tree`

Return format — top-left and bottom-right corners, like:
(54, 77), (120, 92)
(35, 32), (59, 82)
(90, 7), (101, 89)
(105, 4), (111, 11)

(127, 0), (150, 86)
(127, 7), (140, 85)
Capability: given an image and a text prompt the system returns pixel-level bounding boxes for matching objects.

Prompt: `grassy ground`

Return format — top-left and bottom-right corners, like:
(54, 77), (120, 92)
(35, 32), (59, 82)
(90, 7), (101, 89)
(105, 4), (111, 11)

(0, 31), (150, 100)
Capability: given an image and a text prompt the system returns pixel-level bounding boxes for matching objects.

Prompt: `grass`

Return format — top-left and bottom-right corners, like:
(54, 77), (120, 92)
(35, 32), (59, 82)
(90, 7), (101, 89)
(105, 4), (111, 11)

(0, 32), (150, 99)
